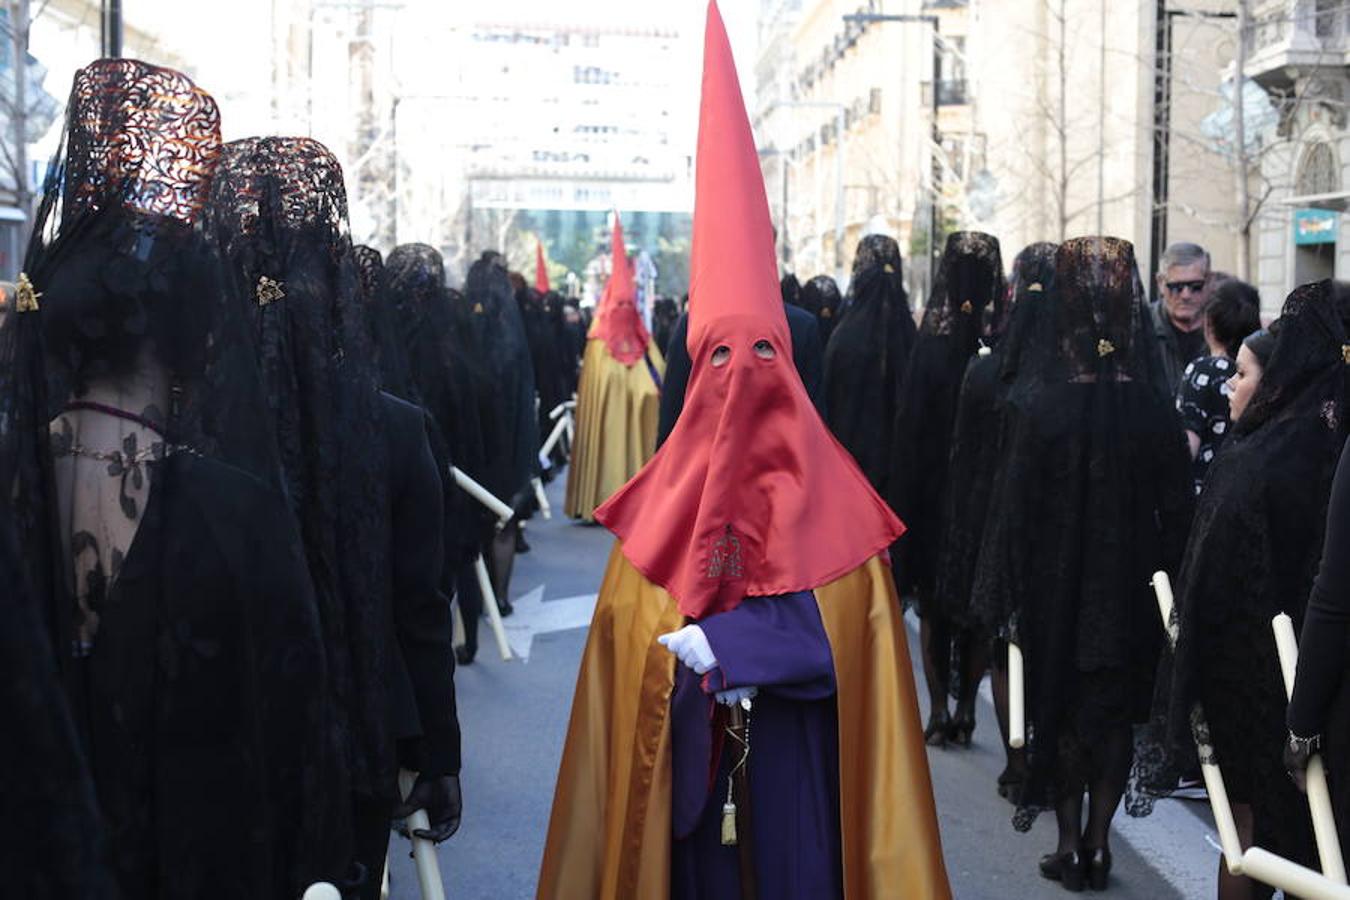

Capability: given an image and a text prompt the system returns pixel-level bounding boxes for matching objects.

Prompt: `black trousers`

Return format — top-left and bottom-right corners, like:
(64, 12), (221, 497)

(352, 794), (395, 900)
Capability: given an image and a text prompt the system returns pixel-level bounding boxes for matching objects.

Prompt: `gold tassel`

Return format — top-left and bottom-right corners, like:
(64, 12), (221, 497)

(720, 801), (737, 846)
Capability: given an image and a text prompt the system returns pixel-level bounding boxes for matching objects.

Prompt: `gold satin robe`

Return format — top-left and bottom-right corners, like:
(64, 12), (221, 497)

(536, 545), (952, 899)
(563, 338), (664, 522)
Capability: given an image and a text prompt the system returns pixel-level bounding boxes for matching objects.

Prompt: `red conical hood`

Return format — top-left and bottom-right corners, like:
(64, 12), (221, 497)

(589, 211), (650, 366)
(535, 240), (550, 293)
(594, 0), (904, 619)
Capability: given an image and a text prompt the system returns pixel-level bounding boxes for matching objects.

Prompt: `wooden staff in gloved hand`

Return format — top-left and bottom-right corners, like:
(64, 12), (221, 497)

(394, 769), (462, 900)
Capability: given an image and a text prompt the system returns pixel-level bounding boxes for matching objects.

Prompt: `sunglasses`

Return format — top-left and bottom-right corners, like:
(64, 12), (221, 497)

(1165, 279), (1207, 294)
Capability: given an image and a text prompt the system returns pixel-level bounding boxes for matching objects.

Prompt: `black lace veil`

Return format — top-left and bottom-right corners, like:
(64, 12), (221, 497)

(933, 242), (1058, 626)
(968, 237), (1192, 830)
(381, 243), (492, 568)
(1149, 280), (1350, 860)
(0, 59), (347, 893)
(463, 251), (540, 504)
(208, 136), (394, 805)
(889, 231), (1005, 596)
(822, 235), (916, 495)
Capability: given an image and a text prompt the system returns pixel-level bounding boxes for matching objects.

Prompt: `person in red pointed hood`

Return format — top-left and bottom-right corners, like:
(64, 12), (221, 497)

(537, 5), (951, 898)
(563, 212), (666, 521)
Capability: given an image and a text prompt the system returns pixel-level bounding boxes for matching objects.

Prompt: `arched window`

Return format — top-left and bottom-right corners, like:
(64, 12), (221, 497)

(1296, 141), (1341, 196)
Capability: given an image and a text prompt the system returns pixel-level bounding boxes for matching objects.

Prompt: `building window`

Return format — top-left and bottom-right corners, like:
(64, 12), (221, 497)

(1296, 141), (1340, 196)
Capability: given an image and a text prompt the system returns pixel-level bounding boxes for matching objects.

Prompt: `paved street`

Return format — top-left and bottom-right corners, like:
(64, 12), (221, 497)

(388, 475), (1222, 899)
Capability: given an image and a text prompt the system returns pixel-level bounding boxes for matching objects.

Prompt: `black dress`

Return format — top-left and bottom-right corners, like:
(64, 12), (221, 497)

(0, 511), (115, 899)
(935, 242), (1057, 629)
(71, 453), (342, 897)
(1290, 438), (1350, 864)
(889, 232), (1004, 598)
(824, 235), (916, 500)
(1161, 280), (1350, 864)
(971, 238), (1193, 830)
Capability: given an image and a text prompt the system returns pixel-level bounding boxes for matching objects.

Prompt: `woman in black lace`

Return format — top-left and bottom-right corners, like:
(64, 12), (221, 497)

(381, 244), (498, 664)
(936, 242), (1056, 792)
(516, 280), (570, 473)
(1174, 279), (1261, 494)
(0, 60), (347, 896)
(974, 238), (1193, 889)
(823, 234), (917, 495)
(462, 252), (541, 611)
(889, 231), (1005, 746)
(1161, 280), (1350, 898)
(802, 273), (843, 344)
(210, 145), (462, 896)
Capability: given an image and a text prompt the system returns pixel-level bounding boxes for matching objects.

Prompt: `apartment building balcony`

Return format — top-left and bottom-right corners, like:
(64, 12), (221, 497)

(920, 79), (968, 108)
(1248, 0), (1350, 89)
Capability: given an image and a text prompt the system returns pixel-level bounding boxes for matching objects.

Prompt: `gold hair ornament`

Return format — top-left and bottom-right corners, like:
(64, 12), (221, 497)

(1028, 282), (1044, 292)
(1097, 339), (1116, 358)
(256, 275), (285, 306)
(15, 273), (40, 312)
(1342, 343), (1350, 365)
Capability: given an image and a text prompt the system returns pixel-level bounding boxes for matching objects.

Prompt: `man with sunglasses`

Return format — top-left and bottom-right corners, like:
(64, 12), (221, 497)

(1151, 241), (1214, 389)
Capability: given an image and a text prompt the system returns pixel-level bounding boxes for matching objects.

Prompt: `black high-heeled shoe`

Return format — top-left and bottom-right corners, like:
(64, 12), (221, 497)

(1038, 850), (1086, 892)
(948, 709), (976, 747)
(924, 708), (952, 747)
(1085, 847), (1111, 891)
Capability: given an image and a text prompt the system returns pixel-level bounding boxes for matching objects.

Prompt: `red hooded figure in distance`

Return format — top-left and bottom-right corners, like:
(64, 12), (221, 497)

(563, 212), (665, 521)
(536, 4), (951, 898)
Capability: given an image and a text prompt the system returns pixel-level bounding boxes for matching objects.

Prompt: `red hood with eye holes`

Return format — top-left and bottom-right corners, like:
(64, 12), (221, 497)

(592, 1), (903, 619)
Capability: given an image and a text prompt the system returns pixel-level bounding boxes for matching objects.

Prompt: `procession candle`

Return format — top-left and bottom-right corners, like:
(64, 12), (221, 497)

(397, 770), (448, 900)
(1272, 613), (1347, 884)
(475, 554), (514, 661)
(537, 412), (564, 464)
(451, 600), (466, 649)
(1008, 642), (1025, 750)
(1151, 571), (1245, 874)
(301, 883), (341, 900)
(451, 466), (515, 524)
(1240, 848), (1350, 900)
(1150, 571), (1176, 641)
(533, 476), (552, 520)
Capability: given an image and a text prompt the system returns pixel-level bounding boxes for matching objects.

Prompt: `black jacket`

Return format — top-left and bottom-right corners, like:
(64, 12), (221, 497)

(381, 392), (462, 778)
(656, 304), (826, 448)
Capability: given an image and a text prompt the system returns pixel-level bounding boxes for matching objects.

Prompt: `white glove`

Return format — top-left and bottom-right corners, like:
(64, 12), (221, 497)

(656, 625), (717, 674)
(715, 686), (757, 707)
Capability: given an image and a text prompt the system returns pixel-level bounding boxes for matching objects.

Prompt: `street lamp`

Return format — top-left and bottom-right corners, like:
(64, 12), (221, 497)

(762, 100), (848, 283)
(843, 12), (941, 294)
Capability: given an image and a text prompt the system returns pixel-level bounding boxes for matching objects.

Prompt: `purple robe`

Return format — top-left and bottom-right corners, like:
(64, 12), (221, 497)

(670, 591), (842, 900)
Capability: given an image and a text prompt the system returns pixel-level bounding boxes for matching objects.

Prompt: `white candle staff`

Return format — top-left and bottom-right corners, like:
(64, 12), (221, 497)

(532, 476), (552, 520)
(1241, 848), (1350, 900)
(1150, 570), (1245, 874)
(537, 407), (575, 469)
(397, 769), (448, 900)
(1271, 612), (1347, 883)
(474, 554), (513, 661)
(450, 467), (514, 525)
(1008, 641), (1025, 749)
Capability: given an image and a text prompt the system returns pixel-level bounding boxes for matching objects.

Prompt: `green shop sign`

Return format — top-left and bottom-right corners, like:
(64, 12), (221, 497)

(1294, 208), (1339, 245)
